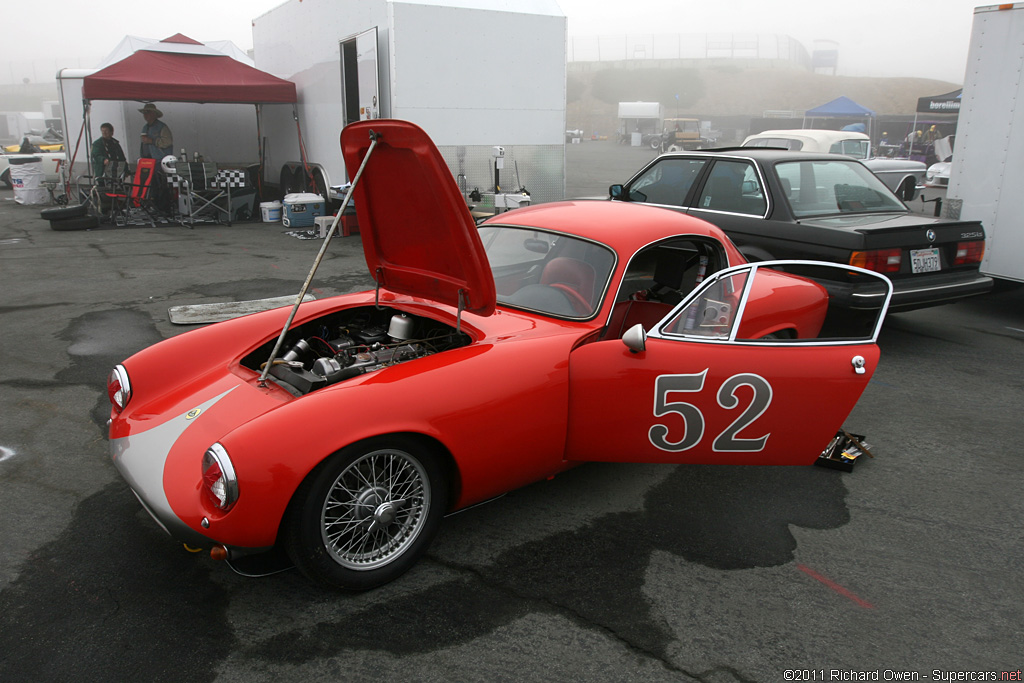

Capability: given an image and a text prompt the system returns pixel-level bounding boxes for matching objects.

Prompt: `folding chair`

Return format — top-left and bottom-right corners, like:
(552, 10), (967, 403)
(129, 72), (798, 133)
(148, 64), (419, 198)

(179, 162), (230, 227)
(83, 161), (129, 220)
(105, 158), (158, 227)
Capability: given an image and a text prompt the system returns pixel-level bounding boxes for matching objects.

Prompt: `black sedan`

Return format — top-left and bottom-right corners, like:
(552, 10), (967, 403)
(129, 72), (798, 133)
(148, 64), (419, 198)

(609, 148), (992, 311)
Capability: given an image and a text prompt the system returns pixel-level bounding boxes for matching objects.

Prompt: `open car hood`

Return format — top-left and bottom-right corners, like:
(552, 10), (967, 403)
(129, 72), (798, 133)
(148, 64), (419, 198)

(340, 120), (495, 316)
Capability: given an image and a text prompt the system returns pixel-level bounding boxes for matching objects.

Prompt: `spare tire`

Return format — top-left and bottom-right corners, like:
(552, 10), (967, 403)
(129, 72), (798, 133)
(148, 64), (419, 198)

(50, 215), (99, 231)
(41, 204), (89, 221)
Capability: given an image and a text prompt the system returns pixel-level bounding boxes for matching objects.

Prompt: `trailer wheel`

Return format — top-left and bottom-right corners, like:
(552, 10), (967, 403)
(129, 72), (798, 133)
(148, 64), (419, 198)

(279, 166), (308, 199)
(313, 169), (334, 211)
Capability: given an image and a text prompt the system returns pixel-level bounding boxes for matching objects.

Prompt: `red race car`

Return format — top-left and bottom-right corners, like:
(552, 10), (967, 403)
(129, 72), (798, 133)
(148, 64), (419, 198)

(107, 120), (892, 590)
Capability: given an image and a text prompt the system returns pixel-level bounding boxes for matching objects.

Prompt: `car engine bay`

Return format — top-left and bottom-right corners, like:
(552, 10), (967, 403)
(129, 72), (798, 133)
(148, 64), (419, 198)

(241, 305), (470, 395)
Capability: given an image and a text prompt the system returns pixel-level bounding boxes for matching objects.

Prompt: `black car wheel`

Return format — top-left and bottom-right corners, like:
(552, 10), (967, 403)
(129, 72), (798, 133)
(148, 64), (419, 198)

(50, 215), (99, 231)
(40, 204), (88, 221)
(897, 177), (917, 202)
(284, 436), (448, 590)
(1, 168), (10, 189)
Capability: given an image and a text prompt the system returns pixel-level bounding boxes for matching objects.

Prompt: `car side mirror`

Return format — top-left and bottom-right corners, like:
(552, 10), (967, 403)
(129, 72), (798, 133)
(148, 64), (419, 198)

(609, 184), (623, 200)
(622, 323), (647, 353)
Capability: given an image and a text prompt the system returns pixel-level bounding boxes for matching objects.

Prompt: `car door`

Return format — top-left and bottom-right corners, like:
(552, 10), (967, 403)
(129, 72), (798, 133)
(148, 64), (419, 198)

(565, 261), (891, 466)
(684, 157), (800, 260)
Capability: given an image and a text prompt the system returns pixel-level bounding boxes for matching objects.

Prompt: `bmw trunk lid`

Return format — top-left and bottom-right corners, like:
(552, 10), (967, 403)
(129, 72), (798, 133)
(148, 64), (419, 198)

(340, 120), (496, 317)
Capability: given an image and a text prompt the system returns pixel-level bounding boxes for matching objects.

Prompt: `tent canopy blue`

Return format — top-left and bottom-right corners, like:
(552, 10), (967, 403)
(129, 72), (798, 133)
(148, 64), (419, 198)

(805, 96), (875, 117)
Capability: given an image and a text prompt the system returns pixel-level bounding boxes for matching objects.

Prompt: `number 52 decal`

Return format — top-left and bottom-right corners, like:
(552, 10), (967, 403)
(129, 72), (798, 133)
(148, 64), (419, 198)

(649, 371), (773, 453)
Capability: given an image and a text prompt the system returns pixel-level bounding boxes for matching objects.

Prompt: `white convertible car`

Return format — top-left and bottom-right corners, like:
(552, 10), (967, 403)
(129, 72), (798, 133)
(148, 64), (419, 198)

(742, 129), (925, 201)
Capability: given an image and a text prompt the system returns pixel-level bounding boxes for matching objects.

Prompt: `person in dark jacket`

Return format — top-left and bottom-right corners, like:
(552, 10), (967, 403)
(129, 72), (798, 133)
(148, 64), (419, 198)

(91, 123), (127, 178)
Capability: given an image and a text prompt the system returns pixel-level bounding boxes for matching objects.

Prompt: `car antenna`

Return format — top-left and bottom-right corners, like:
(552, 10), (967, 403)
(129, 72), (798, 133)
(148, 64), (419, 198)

(257, 129), (381, 388)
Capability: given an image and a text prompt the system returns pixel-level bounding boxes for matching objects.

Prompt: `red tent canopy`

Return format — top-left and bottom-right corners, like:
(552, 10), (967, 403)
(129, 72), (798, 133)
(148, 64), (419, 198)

(82, 50), (296, 104)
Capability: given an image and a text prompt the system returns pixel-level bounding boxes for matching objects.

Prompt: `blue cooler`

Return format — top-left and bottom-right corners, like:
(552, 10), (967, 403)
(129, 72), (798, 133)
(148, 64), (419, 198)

(282, 193), (325, 228)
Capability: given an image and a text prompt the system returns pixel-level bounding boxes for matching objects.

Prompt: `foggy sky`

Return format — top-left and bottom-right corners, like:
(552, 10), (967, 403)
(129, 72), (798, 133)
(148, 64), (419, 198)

(0, 0), (984, 87)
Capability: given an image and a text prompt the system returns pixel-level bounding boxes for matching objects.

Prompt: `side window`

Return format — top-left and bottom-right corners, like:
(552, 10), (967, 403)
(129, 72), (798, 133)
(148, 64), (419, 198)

(627, 158), (707, 206)
(829, 139), (869, 159)
(695, 160), (766, 216)
(603, 239), (725, 341)
(661, 271), (748, 339)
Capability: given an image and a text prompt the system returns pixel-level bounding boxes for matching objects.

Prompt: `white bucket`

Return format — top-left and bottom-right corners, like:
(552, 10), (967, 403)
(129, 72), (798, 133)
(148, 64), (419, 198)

(260, 201), (282, 222)
(11, 160), (49, 205)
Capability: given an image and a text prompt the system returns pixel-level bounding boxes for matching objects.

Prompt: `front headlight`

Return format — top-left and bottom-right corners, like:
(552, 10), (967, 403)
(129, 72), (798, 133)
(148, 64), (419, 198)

(107, 365), (132, 412)
(202, 443), (239, 511)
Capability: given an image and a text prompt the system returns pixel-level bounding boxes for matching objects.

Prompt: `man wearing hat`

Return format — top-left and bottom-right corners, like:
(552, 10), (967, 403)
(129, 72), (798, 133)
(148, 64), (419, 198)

(139, 103), (175, 214)
(139, 103), (173, 159)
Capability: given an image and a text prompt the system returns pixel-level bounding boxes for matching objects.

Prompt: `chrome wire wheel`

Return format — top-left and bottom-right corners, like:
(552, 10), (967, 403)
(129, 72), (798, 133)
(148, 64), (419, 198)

(320, 448), (430, 571)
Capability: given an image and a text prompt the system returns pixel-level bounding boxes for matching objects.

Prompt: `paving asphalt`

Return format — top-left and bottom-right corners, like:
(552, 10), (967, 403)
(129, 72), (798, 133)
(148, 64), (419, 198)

(0, 146), (1021, 682)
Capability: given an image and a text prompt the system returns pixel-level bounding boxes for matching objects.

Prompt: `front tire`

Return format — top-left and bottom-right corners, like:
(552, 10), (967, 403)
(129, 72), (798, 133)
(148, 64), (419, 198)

(284, 436), (448, 590)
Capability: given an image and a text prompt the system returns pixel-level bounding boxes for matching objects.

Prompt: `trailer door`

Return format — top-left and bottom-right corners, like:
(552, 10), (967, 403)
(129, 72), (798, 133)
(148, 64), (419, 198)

(340, 27), (380, 127)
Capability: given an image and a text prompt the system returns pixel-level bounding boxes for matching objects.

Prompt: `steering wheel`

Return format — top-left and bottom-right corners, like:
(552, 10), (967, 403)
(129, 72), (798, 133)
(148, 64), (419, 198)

(547, 283), (592, 316)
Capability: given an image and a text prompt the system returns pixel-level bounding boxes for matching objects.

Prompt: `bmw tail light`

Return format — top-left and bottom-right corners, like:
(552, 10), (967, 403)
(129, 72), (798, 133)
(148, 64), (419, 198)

(850, 249), (902, 274)
(202, 443), (239, 511)
(953, 241), (985, 266)
(107, 365), (132, 412)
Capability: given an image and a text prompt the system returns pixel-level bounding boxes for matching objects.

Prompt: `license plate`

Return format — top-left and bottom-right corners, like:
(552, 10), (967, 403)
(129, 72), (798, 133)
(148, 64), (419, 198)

(911, 247), (941, 274)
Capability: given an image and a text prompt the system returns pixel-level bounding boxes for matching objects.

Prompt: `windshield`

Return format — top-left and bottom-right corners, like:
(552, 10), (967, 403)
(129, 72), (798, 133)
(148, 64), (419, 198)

(479, 226), (616, 319)
(774, 160), (906, 218)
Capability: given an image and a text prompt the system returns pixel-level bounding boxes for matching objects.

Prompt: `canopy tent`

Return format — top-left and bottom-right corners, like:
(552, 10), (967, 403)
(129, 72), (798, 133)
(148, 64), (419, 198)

(906, 89), (961, 157)
(64, 34), (300, 200)
(82, 34), (296, 104)
(804, 96), (876, 118)
(916, 89), (961, 114)
(802, 95), (876, 143)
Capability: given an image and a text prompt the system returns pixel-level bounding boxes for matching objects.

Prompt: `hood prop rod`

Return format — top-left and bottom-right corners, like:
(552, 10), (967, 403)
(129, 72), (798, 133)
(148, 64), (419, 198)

(374, 267), (384, 310)
(456, 289), (466, 336)
(258, 130), (381, 387)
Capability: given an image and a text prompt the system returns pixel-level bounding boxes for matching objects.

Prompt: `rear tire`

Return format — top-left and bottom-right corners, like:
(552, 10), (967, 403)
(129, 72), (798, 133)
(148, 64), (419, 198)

(284, 436), (448, 591)
(1, 169), (10, 189)
(897, 177), (917, 202)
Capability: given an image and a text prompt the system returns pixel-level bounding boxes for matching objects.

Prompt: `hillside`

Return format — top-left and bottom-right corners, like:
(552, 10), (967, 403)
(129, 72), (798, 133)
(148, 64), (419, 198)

(567, 64), (961, 140)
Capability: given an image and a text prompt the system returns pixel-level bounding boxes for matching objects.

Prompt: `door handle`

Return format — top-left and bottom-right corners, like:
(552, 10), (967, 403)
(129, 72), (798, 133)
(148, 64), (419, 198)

(851, 355), (866, 374)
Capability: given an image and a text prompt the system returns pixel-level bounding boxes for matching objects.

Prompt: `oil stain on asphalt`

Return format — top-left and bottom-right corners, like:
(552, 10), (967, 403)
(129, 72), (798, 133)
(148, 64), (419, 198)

(246, 464), (848, 664)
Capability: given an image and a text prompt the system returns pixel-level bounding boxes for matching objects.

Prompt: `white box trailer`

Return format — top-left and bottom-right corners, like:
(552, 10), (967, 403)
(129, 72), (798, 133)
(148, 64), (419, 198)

(944, 3), (1024, 283)
(252, 0), (567, 206)
(617, 101), (663, 147)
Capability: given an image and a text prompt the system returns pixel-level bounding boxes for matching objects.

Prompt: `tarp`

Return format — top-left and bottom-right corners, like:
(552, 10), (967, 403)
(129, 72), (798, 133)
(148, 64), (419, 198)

(916, 89), (961, 114)
(805, 96), (876, 117)
(82, 34), (296, 104)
